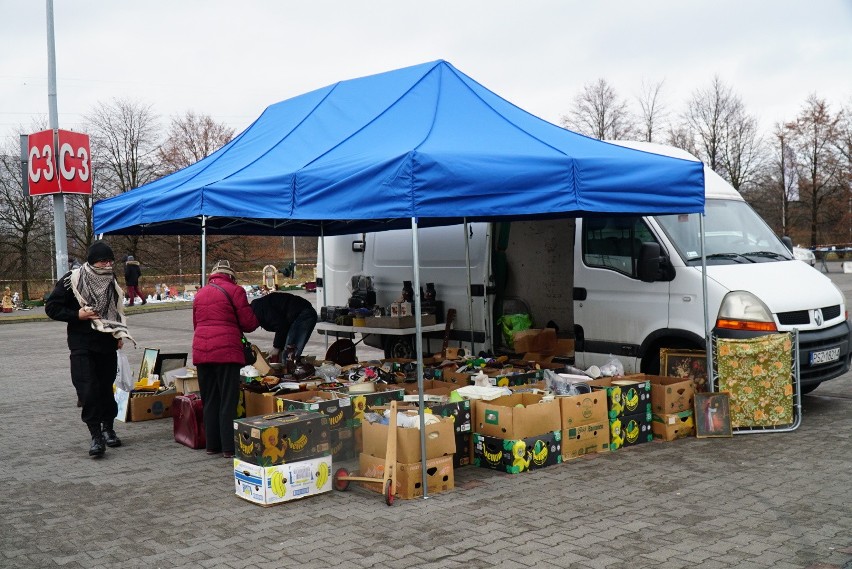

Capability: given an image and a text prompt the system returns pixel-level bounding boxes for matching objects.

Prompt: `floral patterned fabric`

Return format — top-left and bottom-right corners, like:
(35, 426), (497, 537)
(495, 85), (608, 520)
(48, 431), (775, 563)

(715, 333), (794, 427)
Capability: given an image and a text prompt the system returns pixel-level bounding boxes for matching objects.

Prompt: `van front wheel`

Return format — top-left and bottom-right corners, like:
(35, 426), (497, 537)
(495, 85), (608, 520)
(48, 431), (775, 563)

(383, 335), (416, 359)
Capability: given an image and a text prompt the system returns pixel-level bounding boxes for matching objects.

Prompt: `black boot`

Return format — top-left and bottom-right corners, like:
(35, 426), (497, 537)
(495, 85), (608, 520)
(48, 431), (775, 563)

(88, 425), (106, 458)
(102, 422), (122, 448)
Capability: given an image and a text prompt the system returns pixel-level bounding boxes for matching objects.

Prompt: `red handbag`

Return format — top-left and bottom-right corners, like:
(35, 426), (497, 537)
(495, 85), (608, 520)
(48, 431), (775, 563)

(173, 393), (206, 449)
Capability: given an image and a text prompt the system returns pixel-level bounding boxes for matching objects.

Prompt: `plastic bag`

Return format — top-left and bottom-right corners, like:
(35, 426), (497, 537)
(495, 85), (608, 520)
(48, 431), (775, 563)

(599, 356), (624, 377)
(497, 313), (532, 348)
(115, 350), (134, 392)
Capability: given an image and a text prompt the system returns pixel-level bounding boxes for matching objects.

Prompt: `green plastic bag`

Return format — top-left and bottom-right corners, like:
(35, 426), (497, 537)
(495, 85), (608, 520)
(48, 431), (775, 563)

(498, 313), (532, 349)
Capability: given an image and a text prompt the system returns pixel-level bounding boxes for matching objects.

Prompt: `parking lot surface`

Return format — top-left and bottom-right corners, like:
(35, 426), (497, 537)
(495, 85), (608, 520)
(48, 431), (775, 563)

(1, 271), (850, 569)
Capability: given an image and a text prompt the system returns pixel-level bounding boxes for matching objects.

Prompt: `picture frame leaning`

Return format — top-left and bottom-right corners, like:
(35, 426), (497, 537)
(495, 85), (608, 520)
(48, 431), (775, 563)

(694, 392), (733, 438)
(660, 348), (708, 392)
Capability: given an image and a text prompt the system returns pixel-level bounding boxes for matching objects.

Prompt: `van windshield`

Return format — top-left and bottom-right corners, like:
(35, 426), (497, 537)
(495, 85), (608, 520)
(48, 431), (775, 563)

(656, 199), (793, 265)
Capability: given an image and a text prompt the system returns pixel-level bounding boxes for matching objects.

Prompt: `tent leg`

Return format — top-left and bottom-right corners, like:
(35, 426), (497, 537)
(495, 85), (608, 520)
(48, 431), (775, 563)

(411, 217), (428, 499)
(201, 216), (207, 286)
(464, 219), (475, 356)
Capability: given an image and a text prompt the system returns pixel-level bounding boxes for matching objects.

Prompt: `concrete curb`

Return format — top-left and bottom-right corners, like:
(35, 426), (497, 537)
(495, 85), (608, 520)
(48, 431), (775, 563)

(0, 301), (193, 325)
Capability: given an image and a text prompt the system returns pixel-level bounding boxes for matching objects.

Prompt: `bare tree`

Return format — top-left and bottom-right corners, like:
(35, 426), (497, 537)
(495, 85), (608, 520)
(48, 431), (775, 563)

(70, 99), (161, 259)
(665, 124), (700, 157)
(158, 111), (234, 174)
(787, 95), (843, 247)
(636, 79), (667, 143)
(683, 75), (742, 171)
(561, 78), (636, 140)
(721, 107), (764, 193)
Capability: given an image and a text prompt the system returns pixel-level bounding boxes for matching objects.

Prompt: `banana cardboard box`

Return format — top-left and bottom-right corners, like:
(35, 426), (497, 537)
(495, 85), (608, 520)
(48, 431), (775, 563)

(651, 410), (695, 441)
(234, 455), (332, 506)
(562, 421), (609, 460)
(645, 375), (696, 416)
(472, 430), (562, 474)
(559, 391), (608, 430)
(233, 410), (330, 467)
(609, 410), (653, 451)
(329, 426), (357, 461)
(454, 431), (473, 468)
(358, 453), (454, 500)
(587, 377), (652, 419)
(333, 386), (405, 428)
(275, 391), (353, 430)
(362, 415), (456, 463)
(405, 399), (472, 435)
(474, 392), (561, 440)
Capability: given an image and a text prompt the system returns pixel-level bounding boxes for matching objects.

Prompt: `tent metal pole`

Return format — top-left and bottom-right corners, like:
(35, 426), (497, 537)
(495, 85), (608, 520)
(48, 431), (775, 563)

(321, 223), (328, 352)
(201, 216), (207, 286)
(701, 214), (714, 390)
(463, 219), (476, 355)
(412, 217), (428, 499)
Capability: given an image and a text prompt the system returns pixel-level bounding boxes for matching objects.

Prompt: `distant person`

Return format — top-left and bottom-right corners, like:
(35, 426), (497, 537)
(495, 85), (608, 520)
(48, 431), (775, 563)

(123, 255), (146, 305)
(192, 260), (259, 458)
(250, 289), (318, 362)
(46, 240), (135, 458)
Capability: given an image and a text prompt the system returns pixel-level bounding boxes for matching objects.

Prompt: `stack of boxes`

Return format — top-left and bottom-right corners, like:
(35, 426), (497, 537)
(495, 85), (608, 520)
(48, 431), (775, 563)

(359, 409), (456, 499)
(588, 377), (653, 450)
(276, 390), (355, 461)
(559, 390), (610, 460)
(232, 410), (332, 505)
(472, 393), (562, 473)
(649, 376), (696, 440)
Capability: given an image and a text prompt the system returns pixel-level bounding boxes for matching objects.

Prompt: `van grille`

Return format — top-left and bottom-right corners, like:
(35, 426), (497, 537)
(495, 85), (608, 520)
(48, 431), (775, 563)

(777, 305), (841, 326)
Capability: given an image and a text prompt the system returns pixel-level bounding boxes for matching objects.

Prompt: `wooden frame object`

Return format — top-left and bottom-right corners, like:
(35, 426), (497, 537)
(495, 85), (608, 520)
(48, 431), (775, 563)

(694, 392), (732, 438)
(138, 347), (160, 381)
(660, 348), (708, 392)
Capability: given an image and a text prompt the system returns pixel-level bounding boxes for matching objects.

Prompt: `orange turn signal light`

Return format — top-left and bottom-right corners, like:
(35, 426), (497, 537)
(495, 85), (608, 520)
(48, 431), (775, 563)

(716, 319), (777, 332)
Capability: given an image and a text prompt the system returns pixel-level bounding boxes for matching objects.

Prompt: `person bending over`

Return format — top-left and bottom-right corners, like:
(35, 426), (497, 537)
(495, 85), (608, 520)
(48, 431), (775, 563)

(250, 290), (318, 361)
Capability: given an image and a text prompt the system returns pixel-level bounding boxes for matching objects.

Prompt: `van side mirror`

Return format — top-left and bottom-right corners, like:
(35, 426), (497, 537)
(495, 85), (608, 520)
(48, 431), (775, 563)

(638, 242), (672, 283)
(781, 236), (793, 252)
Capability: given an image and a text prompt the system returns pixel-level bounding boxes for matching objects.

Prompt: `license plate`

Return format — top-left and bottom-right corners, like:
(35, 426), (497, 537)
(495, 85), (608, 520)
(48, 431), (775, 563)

(810, 347), (840, 365)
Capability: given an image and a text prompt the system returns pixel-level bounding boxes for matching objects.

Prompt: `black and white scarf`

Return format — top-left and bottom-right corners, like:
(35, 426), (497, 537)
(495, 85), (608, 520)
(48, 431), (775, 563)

(70, 264), (136, 346)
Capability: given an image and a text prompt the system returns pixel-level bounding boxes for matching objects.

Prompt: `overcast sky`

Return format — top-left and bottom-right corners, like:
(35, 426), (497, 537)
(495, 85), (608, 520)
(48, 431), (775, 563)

(2, 1), (851, 139)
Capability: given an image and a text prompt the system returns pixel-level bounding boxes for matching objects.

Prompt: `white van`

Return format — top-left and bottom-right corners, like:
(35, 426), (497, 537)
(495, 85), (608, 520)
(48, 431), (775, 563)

(317, 141), (851, 393)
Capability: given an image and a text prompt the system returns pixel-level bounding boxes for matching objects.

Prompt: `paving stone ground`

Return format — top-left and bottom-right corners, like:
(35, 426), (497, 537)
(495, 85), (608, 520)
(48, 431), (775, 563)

(1, 270), (851, 569)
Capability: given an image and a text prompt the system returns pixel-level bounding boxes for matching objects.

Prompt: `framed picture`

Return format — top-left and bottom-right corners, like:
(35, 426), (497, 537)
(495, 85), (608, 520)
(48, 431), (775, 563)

(138, 347), (159, 381)
(154, 352), (188, 376)
(660, 348), (708, 392)
(694, 392), (732, 438)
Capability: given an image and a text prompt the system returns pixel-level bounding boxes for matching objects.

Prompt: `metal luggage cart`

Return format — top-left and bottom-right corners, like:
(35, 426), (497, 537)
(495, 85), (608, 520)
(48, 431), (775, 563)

(711, 329), (802, 434)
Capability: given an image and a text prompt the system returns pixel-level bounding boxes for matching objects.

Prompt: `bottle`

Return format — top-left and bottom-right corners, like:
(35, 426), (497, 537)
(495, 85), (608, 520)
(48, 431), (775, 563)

(401, 280), (414, 302)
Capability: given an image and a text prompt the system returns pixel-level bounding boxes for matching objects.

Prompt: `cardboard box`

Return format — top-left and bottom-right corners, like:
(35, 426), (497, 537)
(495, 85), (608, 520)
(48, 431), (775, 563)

(652, 410), (695, 441)
(562, 422), (610, 460)
(512, 328), (558, 354)
(362, 415), (456, 463)
(454, 431), (473, 468)
(363, 314), (437, 329)
(234, 455), (332, 506)
(244, 390), (277, 418)
(358, 453), (454, 499)
(275, 391), (353, 430)
(587, 377), (652, 418)
(559, 392), (609, 430)
(329, 426), (357, 461)
(340, 386), (405, 427)
(474, 392), (561, 440)
(402, 379), (457, 396)
(609, 412), (653, 450)
(127, 392), (176, 421)
(647, 375), (696, 415)
(233, 410), (330, 467)
(472, 430), (562, 473)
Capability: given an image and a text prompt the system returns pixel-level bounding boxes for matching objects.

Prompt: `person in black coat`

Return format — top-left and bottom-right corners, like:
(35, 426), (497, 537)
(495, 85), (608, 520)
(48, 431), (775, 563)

(123, 255), (146, 306)
(250, 290), (318, 361)
(46, 241), (135, 458)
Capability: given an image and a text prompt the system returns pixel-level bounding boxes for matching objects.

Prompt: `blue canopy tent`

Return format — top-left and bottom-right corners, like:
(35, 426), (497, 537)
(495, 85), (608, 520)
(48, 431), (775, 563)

(93, 60), (705, 498)
(94, 59), (703, 237)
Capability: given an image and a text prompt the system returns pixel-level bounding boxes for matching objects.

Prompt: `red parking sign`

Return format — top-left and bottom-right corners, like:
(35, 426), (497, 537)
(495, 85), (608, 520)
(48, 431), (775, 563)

(27, 129), (59, 195)
(27, 129), (92, 195)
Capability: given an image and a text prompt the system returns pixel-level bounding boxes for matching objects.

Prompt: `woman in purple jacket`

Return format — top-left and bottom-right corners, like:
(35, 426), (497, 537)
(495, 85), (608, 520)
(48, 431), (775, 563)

(192, 260), (259, 457)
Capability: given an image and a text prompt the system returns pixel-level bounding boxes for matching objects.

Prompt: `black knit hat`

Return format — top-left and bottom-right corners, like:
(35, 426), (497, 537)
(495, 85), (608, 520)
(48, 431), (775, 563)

(87, 241), (115, 264)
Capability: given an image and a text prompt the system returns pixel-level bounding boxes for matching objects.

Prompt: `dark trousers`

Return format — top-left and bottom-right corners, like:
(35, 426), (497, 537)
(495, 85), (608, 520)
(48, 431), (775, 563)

(70, 349), (118, 433)
(197, 363), (241, 453)
(126, 285), (144, 304)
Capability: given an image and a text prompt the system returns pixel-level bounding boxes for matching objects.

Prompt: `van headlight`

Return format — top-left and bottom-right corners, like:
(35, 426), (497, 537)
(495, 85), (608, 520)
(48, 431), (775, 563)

(716, 291), (778, 332)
